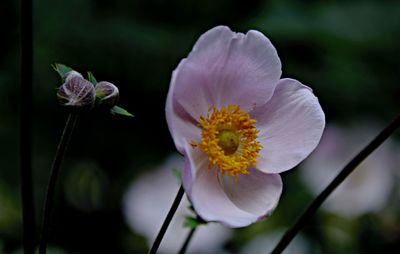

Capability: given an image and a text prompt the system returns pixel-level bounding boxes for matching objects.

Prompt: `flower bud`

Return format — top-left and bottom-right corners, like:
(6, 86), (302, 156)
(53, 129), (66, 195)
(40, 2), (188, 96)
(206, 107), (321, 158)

(57, 76), (96, 112)
(95, 81), (119, 108)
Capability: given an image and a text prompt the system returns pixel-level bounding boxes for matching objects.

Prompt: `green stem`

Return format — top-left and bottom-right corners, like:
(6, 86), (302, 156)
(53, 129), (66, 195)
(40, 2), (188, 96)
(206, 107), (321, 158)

(271, 113), (400, 254)
(178, 227), (197, 254)
(148, 185), (184, 254)
(39, 114), (78, 254)
(20, 0), (35, 252)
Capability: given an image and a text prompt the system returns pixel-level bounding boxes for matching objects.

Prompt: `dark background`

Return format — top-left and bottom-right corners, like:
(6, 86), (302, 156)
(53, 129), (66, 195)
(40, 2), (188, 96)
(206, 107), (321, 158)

(1, 0), (400, 253)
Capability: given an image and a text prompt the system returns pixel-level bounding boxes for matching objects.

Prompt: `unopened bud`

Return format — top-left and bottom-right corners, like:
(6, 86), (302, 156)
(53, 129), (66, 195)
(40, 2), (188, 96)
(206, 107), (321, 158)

(57, 76), (96, 112)
(95, 81), (119, 108)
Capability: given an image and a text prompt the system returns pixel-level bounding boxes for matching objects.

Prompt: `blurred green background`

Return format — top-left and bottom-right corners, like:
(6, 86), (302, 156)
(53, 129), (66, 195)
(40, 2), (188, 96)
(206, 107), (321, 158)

(1, 0), (400, 253)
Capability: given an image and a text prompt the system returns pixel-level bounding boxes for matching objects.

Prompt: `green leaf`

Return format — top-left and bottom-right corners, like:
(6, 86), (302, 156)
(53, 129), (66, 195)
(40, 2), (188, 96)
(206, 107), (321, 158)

(172, 167), (181, 182)
(52, 63), (73, 80)
(184, 216), (207, 229)
(87, 71), (97, 86)
(110, 106), (134, 117)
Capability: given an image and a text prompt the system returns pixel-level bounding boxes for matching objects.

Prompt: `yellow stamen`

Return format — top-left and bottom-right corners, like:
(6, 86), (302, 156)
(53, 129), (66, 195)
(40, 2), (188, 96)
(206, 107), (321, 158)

(195, 105), (262, 178)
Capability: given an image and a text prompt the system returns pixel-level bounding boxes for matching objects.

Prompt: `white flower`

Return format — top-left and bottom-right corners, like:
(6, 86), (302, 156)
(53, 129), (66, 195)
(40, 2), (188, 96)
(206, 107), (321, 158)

(166, 25), (325, 227)
(300, 124), (398, 218)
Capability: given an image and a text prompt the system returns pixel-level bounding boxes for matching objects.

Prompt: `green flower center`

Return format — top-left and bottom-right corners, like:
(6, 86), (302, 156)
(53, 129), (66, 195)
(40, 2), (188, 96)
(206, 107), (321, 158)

(217, 130), (239, 155)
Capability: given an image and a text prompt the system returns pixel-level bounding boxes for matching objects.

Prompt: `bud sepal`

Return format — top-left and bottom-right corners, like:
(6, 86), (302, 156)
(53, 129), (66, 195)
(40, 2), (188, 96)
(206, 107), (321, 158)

(110, 105), (134, 117)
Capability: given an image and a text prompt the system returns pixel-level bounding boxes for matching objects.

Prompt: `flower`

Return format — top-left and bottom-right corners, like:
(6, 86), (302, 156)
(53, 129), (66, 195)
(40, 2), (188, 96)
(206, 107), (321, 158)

(123, 154), (231, 254)
(166, 26), (325, 227)
(300, 124), (398, 218)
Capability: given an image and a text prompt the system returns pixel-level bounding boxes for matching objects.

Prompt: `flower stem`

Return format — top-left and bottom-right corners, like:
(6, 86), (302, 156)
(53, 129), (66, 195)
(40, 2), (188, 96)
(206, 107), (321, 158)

(178, 227), (197, 254)
(20, 0), (35, 251)
(271, 113), (400, 254)
(39, 113), (78, 254)
(149, 185), (185, 254)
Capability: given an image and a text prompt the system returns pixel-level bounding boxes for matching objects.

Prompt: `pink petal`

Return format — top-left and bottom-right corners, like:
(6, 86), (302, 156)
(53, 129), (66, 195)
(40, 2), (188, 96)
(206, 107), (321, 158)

(186, 25), (282, 113)
(166, 26), (282, 152)
(166, 79), (201, 154)
(181, 145), (205, 197)
(182, 148), (195, 194)
(219, 168), (282, 217)
(185, 147), (258, 228)
(253, 78), (325, 174)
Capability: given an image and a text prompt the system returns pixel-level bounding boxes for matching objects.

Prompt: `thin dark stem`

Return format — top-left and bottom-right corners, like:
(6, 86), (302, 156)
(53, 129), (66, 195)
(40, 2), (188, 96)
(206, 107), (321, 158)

(178, 227), (197, 254)
(271, 113), (400, 254)
(149, 185), (185, 254)
(20, 0), (35, 252)
(39, 114), (78, 254)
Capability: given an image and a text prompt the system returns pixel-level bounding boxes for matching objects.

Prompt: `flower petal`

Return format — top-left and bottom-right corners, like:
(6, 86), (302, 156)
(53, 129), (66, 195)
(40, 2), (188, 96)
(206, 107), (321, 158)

(182, 152), (195, 194)
(166, 26), (282, 152)
(166, 74), (201, 154)
(185, 147), (259, 228)
(182, 26), (282, 115)
(253, 78), (325, 174)
(219, 168), (282, 216)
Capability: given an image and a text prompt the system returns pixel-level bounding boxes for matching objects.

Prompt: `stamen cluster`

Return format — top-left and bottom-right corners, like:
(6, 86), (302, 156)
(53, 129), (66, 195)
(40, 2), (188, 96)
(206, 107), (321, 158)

(196, 105), (262, 178)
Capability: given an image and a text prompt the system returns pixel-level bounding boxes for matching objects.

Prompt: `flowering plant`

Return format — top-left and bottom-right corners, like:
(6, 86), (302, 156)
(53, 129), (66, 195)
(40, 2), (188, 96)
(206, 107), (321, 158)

(166, 26), (325, 227)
